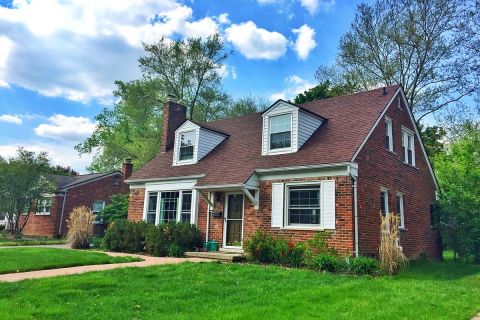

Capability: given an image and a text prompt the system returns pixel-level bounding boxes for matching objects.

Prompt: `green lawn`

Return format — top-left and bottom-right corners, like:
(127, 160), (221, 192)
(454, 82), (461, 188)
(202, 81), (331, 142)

(0, 259), (478, 319)
(0, 232), (67, 247)
(0, 248), (141, 274)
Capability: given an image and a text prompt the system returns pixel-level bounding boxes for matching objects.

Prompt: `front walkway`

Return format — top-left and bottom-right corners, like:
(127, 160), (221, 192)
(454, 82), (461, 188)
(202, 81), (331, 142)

(0, 251), (211, 282)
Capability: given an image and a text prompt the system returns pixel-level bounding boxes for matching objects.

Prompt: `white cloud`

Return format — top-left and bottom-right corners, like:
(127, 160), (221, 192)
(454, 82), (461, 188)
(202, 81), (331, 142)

(0, 114), (22, 124)
(0, 0), (222, 103)
(292, 24), (316, 60)
(299, 0), (335, 15)
(270, 75), (315, 101)
(218, 65), (238, 80)
(217, 13), (230, 25)
(225, 21), (287, 60)
(34, 115), (96, 141)
(0, 143), (93, 174)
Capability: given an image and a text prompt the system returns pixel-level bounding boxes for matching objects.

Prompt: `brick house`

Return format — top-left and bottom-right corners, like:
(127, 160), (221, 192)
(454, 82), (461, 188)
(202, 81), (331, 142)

(126, 85), (441, 259)
(21, 162), (132, 237)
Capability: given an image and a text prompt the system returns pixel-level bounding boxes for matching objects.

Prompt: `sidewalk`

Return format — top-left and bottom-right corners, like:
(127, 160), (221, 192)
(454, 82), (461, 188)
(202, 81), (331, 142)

(0, 251), (211, 282)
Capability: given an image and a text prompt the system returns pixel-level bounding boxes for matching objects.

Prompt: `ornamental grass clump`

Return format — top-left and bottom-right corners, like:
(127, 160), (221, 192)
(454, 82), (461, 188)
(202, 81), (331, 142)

(67, 206), (94, 249)
(379, 213), (408, 275)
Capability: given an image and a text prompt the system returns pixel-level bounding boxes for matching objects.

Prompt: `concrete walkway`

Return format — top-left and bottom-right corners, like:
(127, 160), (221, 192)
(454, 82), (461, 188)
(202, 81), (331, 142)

(0, 244), (69, 249)
(0, 251), (211, 282)
(472, 312), (480, 320)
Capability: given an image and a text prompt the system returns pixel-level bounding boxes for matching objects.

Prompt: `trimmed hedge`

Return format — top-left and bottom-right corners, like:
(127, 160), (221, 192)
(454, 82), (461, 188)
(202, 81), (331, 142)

(245, 231), (380, 276)
(102, 220), (202, 257)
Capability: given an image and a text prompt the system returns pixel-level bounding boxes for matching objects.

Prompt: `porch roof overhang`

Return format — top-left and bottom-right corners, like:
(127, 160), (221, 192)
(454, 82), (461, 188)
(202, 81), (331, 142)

(193, 182), (260, 210)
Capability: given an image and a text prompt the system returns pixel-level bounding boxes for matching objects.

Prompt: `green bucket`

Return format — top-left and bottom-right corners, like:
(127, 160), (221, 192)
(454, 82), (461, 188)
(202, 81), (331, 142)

(210, 241), (218, 252)
(204, 241), (211, 251)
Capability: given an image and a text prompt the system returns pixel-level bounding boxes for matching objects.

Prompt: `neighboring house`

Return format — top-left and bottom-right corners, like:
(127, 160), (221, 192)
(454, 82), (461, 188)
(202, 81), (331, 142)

(126, 85), (441, 259)
(21, 163), (132, 237)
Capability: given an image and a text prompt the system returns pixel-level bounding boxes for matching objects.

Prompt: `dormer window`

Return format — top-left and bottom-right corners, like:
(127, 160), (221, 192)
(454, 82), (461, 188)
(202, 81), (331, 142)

(179, 131), (195, 161)
(270, 114), (292, 150)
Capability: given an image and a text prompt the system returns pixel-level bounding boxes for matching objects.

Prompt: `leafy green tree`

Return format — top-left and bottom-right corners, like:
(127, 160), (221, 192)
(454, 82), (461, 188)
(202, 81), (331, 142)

(75, 78), (164, 172)
(0, 148), (56, 233)
(294, 80), (357, 104)
(48, 165), (78, 176)
(321, 0), (479, 121)
(433, 122), (480, 263)
(224, 95), (269, 118)
(98, 194), (129, 223)
(139, 34), (231, 120)
(419, 125), (447, 158)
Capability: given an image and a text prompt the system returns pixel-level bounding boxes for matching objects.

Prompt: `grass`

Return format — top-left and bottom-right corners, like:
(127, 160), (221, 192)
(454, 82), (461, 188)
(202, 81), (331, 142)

(0, 248), (141, 274)
(0, 232), (67, 247)
(0, 259), (478, 319)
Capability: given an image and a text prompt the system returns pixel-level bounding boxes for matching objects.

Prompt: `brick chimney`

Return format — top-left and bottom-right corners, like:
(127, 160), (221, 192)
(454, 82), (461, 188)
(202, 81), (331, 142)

(122, 158), (133, 180)
(161, 95), (187, 153)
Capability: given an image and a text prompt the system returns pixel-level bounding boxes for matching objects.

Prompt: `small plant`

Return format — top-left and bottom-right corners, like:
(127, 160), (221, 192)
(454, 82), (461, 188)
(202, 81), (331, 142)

(67, 206), (94, 249)
(309, 253), (340, 272)
(379, 213), (408, 275)
(102, 220), (147, 253)
(245, 231), (277, 263)
(303, 232), (336, 266)
(347, 256), (380, 275)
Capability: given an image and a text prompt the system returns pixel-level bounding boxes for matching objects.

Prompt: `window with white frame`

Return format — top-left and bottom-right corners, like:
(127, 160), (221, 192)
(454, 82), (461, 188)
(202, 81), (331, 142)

(179, 131), (195, 161)
(385, 117), (393, 152)
(380, 189), (389, 216)
(287, 185), (321, 226)
(92, 200), (105, 214)
(402, 128), (415, 166)
(36, 198), (52, 215)
(269, 114), (292, 150)
(146, 190), (193, 225)
(396, 193), (405, 228)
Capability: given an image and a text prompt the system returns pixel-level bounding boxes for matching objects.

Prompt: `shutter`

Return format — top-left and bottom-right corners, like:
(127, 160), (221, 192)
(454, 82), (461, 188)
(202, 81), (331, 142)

(322, 180), (336, 229)
(271, 183), (284, 228)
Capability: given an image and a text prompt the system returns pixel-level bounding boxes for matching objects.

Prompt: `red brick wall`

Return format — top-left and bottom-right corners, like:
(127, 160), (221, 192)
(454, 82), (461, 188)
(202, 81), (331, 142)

(355, 93), (441, 259)
(127, 188), (145, 221)
(22, 174), (128, 237)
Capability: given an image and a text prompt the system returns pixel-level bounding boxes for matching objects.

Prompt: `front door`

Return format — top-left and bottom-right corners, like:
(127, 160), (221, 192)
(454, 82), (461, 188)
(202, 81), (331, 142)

(223, 193), (244, 248)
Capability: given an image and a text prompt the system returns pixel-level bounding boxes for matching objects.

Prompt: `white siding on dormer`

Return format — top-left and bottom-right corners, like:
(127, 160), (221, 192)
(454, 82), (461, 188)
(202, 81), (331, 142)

(298, 110), (323, 148)
(262, 101), (323, 156)
(197, 128), (226, 160)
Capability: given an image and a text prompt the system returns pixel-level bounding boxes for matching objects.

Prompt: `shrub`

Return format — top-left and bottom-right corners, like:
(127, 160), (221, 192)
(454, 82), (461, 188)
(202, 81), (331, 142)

(102, 220), (147, 253)
(98, 194), (129, 223)
(308, 253), (341, 272)
(245, 231), (277, 263)
(346, 256), (380, 275)
(144, 222), (202, 257)
(379, 213), (408, 275)
(67, 206), (94, 249)
(303, 232), (336, 266)
(90, 236), (103, 249)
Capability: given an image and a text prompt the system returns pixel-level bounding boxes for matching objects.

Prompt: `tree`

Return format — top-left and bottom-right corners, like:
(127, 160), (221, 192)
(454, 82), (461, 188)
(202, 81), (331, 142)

(75, 78), (164, 172)
(323, 0), (480, 121)
(139, 34), (231, 120)
(98, 194), (129, 223)
(224, 95), (269, 118)
(419, 125), (447, 158)
(433, 122), (480, 263)
(0, 148), (55, 233)
(294, 80), (357, 104)
(48, 165), (79, 176)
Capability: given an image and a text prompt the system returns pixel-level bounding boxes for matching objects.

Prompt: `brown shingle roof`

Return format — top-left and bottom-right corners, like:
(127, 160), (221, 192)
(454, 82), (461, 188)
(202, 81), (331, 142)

(129, 85), (401, 186)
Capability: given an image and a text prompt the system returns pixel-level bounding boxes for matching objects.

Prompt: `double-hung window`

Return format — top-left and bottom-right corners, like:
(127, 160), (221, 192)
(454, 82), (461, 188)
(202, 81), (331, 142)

(402, 128), (415, 166)
(396, 193), (405, 228)
(146, 190), (193, 225)
(92, 200), (105, 215)
(36, 198), (52, 215)
(287, 185), (321, 226)
(385, 117), (393, 152)
(269, 114), (292, 150)
(179, 131), (195, 161)
(380, 189), (389, 216)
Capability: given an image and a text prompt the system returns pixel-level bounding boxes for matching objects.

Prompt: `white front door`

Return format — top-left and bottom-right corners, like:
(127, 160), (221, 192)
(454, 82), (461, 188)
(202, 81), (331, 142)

(223, 193), (244, 249)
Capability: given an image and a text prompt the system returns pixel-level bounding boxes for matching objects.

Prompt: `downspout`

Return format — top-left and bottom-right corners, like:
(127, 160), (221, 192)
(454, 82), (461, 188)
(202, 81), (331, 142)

(58, 191), (67, 236)
(348, 165), (359, 257)
(206, 192), (211, 243)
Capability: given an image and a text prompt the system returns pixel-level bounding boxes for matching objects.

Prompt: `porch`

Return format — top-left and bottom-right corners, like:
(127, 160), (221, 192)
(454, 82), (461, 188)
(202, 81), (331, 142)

(184, 251), (245, 262)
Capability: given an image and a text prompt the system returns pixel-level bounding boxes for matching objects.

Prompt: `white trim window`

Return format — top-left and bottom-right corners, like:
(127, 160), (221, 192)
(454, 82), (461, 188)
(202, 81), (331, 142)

(92, 200), (105, 215)
(286, 184), (321, 226)
(396, 192), (405, 228)
(402, 128), (415, 166)
(385, 117), (393, 152)
(269, 113), (292, 150)
(380, 189), (389, 216)
(36, 198), (52, 215)
(179, 131), (195, 161)
(146, 190), (194, 225)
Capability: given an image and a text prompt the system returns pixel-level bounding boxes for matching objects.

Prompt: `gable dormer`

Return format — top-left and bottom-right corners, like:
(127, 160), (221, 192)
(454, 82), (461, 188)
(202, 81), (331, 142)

(172, 120), (227, 166)
(261, 100), (325, 156)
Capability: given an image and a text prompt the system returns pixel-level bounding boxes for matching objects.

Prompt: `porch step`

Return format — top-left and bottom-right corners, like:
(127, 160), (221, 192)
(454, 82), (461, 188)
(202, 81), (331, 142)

(185, 251), (245, 262)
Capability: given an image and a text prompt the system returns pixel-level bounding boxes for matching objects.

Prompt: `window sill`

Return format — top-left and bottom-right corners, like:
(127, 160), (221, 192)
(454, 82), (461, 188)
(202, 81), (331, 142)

(399, 227), (407, 231)
(35, 213), (51, 216)
(386, 149), (396, 155)
(401, 162), (418, 170)
(281, 225), (330, 231)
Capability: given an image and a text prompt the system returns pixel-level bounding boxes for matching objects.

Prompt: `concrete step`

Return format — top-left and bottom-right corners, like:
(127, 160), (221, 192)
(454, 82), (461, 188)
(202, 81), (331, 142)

(185, 251), (245, 262)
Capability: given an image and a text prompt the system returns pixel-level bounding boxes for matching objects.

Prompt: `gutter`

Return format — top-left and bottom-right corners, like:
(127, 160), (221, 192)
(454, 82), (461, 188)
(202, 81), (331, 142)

(58, 191), (68, 235)
(125, 174), (205, 185)
(348, 164), (359, 257)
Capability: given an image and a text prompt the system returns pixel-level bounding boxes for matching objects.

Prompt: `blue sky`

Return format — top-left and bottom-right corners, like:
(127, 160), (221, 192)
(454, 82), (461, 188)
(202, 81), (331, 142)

(0, 0), (366, 172)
